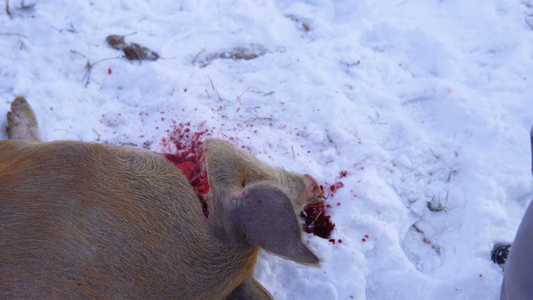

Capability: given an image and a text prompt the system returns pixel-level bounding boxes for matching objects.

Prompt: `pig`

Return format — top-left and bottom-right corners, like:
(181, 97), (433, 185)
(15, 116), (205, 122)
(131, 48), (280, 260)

(0, 97), (322, 299)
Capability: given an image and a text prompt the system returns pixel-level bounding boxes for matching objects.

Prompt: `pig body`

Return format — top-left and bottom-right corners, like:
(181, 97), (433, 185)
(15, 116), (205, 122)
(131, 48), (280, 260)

(0, 140), (251, 299)
(0, 98), (321, 299)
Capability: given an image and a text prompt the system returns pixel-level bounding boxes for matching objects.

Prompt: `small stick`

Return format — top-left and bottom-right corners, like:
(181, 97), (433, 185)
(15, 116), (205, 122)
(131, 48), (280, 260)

(309, 211), (323, 227)
(70, 50), (120, 87)
(19, 1), (35, 10)
(5, 0), (12, 18)
(526, 16), (533, 31)
(236, 87), (273, 123)
(427, 143), (441, 159)
(207, 75), (222, 102)
(53, 129), (83, 141)
(0, 32), (28, 39)
(191, 46), (206, 66)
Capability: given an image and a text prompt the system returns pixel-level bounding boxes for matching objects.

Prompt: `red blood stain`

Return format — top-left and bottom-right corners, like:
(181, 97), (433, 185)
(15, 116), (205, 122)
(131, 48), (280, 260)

(301, 199), (335, 239)
(340, 170), (348, 177)
(328, 239), (343, 245)
(159, 122), (211, 218)
(108, 68), (112, 75)
(330, 181), (344, 193)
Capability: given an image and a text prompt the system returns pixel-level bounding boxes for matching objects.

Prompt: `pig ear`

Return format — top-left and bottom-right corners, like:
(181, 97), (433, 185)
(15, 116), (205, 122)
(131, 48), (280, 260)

(234, 183), (320, 266)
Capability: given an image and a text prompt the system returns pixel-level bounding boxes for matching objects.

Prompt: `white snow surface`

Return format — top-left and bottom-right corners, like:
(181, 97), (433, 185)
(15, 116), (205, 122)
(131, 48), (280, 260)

(2, 0), (533, 299)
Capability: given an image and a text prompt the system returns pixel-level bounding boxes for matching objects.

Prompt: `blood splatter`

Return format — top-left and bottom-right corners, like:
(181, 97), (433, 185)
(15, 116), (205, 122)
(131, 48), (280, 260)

(330, 181), (344, 193)
(159, 122), (211, 218)
(159, 124), (337, 237)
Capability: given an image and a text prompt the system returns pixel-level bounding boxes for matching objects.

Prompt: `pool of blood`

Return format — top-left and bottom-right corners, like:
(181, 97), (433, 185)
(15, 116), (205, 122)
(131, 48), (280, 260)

(301, 201), (335, 239)
(159, 123), (210, 218)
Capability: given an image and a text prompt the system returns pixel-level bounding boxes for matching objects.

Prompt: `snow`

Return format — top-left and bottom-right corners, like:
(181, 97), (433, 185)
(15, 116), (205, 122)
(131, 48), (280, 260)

(2, 0), (533, 299)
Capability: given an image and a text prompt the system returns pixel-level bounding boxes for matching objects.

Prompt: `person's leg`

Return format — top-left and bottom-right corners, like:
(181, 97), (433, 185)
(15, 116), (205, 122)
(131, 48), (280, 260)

(501, 199), (533, 300)
(501, 127), (533, 300)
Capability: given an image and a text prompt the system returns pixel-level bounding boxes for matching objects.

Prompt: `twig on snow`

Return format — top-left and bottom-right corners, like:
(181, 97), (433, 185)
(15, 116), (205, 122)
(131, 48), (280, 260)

(5, 0), (34, 17)
(19, 0), (35, 10)
(206, 75), (223, 102)
(0, 32), (28, 38)
(70, 50), (120, 87)
(526, 15), (533, 30)
(53, 129), (83, 141)
(191, 46), (206, 66)
(236, 87), (272, 123)
(5, 0), (12, 18)
(427, 143), (441, 160)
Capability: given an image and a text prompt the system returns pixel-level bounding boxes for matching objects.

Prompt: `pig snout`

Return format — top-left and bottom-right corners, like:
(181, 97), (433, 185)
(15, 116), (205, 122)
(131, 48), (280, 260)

(298, 174), (324, 207)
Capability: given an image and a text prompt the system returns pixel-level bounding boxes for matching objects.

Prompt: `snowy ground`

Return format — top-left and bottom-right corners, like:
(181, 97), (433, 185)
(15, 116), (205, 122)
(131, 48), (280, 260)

(2, 0), (533, 299)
